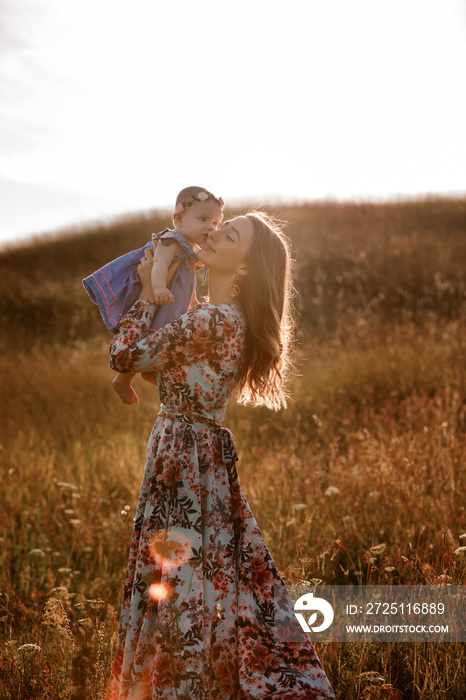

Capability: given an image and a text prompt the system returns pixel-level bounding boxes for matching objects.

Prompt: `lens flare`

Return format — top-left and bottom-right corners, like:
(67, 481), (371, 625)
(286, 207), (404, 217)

(149, 582), (171, 601)
(148, 528), (194, 570)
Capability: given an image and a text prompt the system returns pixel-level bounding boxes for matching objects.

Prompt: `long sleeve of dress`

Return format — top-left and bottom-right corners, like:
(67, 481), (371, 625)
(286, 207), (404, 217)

(109, 299), (244, 376)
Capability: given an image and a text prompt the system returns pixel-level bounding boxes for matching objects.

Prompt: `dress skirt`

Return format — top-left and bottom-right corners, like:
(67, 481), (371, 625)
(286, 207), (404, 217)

(108, 410), (335, 700)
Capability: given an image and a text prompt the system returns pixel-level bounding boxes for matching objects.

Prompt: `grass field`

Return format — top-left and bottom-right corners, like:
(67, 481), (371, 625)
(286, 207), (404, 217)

(0, 197), (465, 698)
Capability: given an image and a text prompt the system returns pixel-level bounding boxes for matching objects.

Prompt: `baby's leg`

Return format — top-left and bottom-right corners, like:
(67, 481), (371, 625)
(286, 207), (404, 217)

(112, 371), (139, 405)
(141, 371), (158, 386)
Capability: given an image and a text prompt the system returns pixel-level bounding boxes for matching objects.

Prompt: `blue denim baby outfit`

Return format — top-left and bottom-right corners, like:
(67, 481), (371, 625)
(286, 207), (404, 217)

(82, 229), (198, 333)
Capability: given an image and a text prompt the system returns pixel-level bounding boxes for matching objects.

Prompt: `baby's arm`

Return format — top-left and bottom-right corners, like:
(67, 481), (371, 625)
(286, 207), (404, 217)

(151, 238), (182, 305)
(166, 256), (182, 286)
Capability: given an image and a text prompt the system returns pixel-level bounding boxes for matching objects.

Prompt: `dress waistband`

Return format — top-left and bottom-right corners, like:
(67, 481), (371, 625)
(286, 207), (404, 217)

(157, 405), (238, 465)
(158, 405), (221, 430)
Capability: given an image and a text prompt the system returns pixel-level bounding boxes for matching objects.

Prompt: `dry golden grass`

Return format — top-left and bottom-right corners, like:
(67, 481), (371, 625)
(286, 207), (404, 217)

(0, 196), (465, 698)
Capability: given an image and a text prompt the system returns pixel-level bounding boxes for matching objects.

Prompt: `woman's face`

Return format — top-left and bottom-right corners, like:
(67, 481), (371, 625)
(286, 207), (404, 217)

(196, 216), (254, 276)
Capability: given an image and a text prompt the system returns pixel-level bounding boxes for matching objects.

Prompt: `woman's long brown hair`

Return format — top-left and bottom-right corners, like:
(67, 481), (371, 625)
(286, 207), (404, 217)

(235, 211), (296, 411)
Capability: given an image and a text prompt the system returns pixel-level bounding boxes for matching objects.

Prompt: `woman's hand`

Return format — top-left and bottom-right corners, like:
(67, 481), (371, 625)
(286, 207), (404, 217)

(137, 248), (156, 302)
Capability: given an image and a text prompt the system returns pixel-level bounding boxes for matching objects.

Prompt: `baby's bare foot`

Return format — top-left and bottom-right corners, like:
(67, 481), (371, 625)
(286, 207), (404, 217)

(141, 371), (158, 386)
(112, 375), (139, 405)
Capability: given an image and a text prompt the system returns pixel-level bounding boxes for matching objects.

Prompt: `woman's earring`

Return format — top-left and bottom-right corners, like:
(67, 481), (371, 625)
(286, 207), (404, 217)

(228, 275), (240, 298)
(202, 266), (209, 286)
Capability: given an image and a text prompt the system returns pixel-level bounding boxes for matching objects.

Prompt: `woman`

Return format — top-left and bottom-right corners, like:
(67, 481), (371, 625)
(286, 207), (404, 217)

(108, 212), (335, 699)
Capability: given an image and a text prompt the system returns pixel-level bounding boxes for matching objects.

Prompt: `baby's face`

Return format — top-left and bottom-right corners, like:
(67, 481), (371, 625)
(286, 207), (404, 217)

(175, 200), (223, 244)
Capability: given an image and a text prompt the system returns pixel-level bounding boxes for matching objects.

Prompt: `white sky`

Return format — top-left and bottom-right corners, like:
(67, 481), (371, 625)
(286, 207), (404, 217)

(1, 0), (465, 245)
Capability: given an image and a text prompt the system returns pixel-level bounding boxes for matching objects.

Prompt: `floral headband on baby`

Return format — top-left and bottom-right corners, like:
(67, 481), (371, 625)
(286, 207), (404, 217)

(175, 191), (224, 214)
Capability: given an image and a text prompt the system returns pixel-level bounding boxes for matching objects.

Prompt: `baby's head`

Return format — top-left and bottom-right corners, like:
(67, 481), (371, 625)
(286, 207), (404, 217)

(173, 186), (224, 244)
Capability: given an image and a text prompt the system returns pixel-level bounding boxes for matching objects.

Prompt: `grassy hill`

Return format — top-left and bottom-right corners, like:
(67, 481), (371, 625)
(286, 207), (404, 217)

(1, 196), (464, 349)
(0, 197), (465, 698)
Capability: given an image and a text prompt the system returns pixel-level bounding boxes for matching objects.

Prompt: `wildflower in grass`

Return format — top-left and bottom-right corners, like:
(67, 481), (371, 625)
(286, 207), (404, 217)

(297, 578), (323, 585)
(370, 543), (387, 556)
(56, 481), (78, 490)
(454, 546), (466, 555)
(69, 519), (81, 525)
(312, 414), (323, 428)
(17, 644), (41, 653)
(292, 503), (307, 511)
(85, 599), (105, 609)
(324, 486), (340, 497)
(358, 673), (385, 686)
(49, 587), (68, 596)
(28, 548), (45, 558)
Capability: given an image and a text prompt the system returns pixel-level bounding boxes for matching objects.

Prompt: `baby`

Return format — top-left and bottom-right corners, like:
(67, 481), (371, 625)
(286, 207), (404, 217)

(83, 186), (224, 405)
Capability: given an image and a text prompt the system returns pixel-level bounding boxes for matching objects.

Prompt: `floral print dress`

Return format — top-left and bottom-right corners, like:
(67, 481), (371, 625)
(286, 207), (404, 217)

(108, 300), (335, 700)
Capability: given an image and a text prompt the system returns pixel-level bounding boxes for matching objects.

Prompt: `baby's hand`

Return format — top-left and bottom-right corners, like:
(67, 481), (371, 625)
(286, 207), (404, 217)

(153, 286), (175, 305)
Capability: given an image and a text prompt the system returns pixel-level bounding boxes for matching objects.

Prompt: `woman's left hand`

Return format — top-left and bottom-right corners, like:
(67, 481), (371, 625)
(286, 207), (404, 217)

(137, 248), (155, 301)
